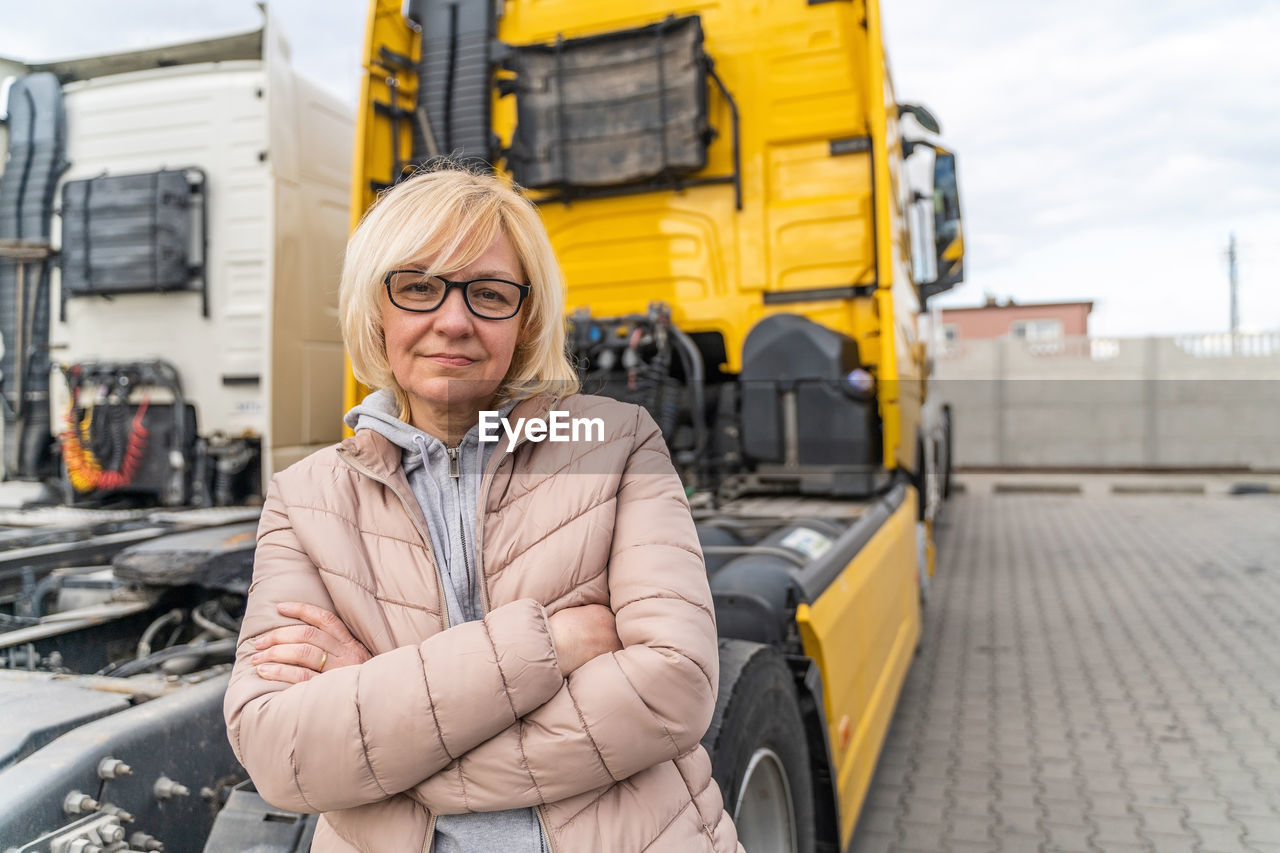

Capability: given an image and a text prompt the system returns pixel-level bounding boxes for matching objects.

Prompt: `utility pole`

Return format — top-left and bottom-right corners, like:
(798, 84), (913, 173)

(1227, 233), (1239, 355)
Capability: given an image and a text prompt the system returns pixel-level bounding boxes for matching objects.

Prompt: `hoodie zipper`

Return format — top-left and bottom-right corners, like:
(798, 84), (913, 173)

(445, 444), (475, 618)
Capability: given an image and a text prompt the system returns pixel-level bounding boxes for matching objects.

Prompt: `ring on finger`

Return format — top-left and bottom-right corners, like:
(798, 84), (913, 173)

(319, 650), (328, 672)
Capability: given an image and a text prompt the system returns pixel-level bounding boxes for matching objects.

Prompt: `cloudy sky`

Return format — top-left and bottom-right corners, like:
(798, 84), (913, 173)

(2, 0), (1275, 337)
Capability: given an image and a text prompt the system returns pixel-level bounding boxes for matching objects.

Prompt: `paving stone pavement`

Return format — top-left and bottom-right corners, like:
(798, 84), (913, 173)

(848, 487), (1280, 853)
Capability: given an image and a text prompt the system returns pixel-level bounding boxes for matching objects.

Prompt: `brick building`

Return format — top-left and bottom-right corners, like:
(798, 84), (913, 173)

(940, 296), (1093, 346)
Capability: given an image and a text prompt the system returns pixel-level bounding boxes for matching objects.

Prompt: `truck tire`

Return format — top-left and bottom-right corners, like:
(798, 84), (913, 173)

(941, 406), (954, 501)
(702, 639), (815, 853)
(914, 434), (929, 521)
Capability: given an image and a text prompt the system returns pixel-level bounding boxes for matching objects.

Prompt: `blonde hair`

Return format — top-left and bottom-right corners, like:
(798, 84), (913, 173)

(339, 164), (580, 417)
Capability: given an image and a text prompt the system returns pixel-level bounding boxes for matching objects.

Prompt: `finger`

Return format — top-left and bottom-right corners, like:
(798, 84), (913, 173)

(251, 642), (327, 671)
(277, 602), (356, 642)
(256, 662), (318, 685)
(253, 624), (330, 651)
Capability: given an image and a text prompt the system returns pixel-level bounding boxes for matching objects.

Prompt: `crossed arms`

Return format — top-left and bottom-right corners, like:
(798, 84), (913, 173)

(223, 413), (718, 814)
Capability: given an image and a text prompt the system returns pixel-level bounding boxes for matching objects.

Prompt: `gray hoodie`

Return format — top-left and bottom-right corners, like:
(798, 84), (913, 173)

(344, 390), (547, 853)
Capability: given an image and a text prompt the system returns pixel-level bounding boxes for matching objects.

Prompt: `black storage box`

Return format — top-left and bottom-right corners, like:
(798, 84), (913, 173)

(738, 314), (883, 495)
(60, 169), (204, 299)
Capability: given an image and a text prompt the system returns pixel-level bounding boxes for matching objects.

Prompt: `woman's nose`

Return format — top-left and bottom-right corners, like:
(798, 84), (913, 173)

(432, 288), (475, 333)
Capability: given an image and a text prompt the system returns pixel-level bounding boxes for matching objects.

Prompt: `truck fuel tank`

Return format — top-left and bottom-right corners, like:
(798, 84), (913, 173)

(702, 518), (844, 647)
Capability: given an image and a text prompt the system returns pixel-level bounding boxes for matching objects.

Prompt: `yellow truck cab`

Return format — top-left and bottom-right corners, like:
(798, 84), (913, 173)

(353, 0), (965, 848)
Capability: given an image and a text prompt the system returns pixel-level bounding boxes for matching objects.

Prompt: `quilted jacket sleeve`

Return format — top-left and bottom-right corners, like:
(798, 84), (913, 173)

(223, 475), (566, 814)
(411, 407), (719, 812)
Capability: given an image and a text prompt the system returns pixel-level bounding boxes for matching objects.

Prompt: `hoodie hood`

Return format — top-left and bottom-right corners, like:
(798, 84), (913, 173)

(343, 388), (429, 453)
(342, 388), (521, 473)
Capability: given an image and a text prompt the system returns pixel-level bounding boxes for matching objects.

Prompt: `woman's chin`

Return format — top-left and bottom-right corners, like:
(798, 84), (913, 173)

(408, 377), (499, 411)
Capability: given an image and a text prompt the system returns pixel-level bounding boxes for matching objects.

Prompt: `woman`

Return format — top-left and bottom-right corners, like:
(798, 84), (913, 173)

(223, 165), (741, 852)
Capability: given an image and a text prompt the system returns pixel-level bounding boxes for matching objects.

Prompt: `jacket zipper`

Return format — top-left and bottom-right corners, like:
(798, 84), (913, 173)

(536, 804), (559, 853)
(473, 396), (557, 616)
(422, 813), (438, 853)
(473, 455), (496, 615)
(474, 442), (516, 615)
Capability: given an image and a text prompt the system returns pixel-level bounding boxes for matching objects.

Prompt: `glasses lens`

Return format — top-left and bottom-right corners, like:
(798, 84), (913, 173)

(388, 272), (446, 309)
(465, 279), (523, 318)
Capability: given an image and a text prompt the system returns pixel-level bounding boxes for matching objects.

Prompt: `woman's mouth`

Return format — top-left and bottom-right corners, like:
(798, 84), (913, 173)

(425, 354), (475, 367)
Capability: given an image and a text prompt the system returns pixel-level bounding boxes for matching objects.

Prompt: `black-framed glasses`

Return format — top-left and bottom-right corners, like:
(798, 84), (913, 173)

(383, 270), (530, 320)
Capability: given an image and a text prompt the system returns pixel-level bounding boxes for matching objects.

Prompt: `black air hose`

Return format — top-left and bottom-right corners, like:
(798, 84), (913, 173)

(653, 374), (680, 440)
(669, 326), (707, 454)
(106, 404), (129, 472)
(106, 637), (236, 678)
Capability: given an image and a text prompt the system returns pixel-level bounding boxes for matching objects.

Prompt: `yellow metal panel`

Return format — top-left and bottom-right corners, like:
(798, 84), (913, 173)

(764, 142), (875, 297)
(796, 494), (922, 846)
(344, 0), (419, 419)
(859, 0), (907, 472)
(491, 0), (902, 381)
(350, 0), (418, 222)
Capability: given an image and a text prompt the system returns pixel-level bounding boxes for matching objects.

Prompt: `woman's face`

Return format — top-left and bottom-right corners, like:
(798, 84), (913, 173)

(381, 230), (526, 429)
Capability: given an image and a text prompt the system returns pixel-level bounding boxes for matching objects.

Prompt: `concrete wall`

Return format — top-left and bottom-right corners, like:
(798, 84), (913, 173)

(935, 333), (1280, 470)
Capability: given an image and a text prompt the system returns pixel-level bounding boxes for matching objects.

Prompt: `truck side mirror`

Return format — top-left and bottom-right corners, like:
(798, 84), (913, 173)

(921, 151), (964, 302)
(897, 103), (941, 135)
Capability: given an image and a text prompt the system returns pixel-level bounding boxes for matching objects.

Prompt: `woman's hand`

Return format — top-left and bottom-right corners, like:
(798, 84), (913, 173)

(548, 604), (623, 675)
(251, 601), (372, 684)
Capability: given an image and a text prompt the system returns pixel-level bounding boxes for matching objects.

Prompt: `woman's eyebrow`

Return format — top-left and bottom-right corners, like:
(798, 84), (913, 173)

(398, 265), (523, 279)
(466, 269), (521, 279)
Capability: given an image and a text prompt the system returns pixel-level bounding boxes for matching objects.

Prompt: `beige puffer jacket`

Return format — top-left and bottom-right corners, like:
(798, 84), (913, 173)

(224, 394), (742, 852)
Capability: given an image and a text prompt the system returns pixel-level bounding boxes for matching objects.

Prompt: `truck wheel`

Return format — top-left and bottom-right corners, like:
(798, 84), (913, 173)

(703, 639), (815, 853)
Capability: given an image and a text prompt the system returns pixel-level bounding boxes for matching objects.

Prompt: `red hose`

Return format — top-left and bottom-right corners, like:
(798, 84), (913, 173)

(61, 392), (151, 493)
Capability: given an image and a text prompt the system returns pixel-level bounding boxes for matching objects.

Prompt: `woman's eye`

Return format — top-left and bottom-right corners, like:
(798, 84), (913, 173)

(400, 278), (442, 297)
